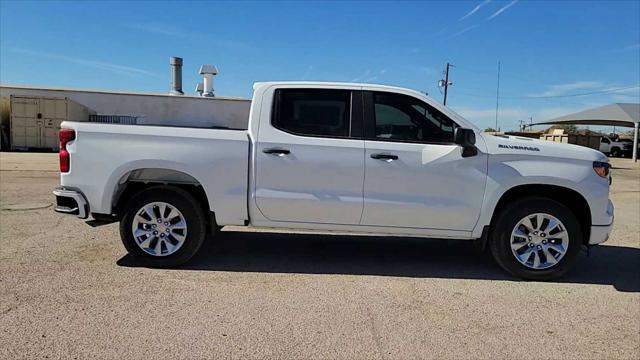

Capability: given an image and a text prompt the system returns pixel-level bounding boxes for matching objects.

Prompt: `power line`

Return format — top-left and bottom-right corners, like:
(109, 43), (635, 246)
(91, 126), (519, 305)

(451, 64), (640, 99)
(505, 85), (640, 99)
(454, 85), (640, 100)
(455, 64), (598, 90)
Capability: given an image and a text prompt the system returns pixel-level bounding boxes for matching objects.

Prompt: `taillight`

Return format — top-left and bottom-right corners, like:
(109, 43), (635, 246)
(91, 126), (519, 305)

(59, 129), (75, 173)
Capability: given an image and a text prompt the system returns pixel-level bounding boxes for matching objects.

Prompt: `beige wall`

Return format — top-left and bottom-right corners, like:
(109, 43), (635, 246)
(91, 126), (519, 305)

(0, 85), (251, 130)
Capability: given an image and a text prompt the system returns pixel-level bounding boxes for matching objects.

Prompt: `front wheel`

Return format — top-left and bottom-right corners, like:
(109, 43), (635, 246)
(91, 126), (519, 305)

(489, 197), (582, 280)
(119, 186), (207, 267)
(610, 147), (620, 157)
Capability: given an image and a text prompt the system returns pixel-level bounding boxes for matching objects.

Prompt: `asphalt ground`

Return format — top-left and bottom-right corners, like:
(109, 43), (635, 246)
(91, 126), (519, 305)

(1, 152), (638, 359)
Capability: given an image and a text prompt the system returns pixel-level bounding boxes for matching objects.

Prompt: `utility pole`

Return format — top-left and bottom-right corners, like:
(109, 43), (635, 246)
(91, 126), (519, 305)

(439, 62), (454, 106)
(518, 119), (526, 132)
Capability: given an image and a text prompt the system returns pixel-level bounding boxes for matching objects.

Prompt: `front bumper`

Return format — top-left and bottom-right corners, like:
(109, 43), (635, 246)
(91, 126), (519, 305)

(588, 199), (614, 245)
(589, 223), (613, 245)
(53, 187), (89, 219)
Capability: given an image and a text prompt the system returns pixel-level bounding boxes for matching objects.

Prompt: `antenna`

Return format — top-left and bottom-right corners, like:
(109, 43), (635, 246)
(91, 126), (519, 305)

(494, 60), (501, 132)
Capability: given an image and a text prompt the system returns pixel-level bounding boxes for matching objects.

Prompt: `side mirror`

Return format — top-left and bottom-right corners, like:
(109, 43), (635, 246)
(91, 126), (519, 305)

(454, 128), (477, 157)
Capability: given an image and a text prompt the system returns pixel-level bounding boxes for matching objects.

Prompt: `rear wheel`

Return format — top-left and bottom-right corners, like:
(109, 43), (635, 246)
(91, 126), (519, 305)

(610, 147), (620, 157)
(489, 197), (582, 280)
(119, 186), (207, 267)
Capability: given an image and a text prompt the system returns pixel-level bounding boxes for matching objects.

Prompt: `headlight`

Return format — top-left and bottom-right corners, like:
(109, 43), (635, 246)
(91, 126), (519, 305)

(593, 161), (610, 178)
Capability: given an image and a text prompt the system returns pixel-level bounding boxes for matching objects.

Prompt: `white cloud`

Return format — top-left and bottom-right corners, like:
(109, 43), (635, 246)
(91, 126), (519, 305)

(459, 0), (491, 21)
(449, 24), (480, 38)
(418, 66), (437, 76)
(350, 69), (371, 82)
(452, 106), (529, 128)
(124, 23), (254, 51)
(124, 23), (190, 38)
(608, 86), (640, 95)
(528, 82), (640, 98)
(349, 69), (387, 83)
(8, 47), (160, 78)
(530, 81), (603, 97)
(487, 0), (519, 20)
(534, 106), (587, 120)
(610, 94), (640, 103)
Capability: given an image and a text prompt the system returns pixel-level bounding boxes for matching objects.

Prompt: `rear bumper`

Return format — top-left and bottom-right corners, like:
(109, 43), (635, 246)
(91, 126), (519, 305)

(53, 187), (88, 219)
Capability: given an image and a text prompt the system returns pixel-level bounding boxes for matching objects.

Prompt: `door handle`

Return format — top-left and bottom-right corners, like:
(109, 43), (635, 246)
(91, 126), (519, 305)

(370, 153), (398, 161)
(263, 148), (291, 155)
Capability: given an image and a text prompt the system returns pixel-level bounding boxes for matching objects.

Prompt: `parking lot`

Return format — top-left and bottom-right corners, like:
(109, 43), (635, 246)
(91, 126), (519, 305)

(0, 152), (638, 359)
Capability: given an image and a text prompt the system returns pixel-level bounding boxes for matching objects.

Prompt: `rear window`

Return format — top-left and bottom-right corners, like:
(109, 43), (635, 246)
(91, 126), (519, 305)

(272, 89), (351, 137)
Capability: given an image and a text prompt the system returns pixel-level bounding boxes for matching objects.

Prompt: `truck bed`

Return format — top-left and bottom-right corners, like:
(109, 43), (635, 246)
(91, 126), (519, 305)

(60, 121), (250, 225)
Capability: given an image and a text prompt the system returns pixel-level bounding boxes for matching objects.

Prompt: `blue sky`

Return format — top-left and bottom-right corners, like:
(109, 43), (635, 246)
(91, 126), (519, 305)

(1, 0), (639, 130)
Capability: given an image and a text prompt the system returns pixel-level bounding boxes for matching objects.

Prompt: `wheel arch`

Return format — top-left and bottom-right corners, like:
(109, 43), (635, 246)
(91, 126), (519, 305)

(490, 184), (592, 245)
(110, 168), (214, 228)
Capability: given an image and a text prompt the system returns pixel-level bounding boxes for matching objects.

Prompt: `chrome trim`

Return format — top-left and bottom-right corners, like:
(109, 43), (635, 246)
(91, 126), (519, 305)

(53, 187), (88, 219)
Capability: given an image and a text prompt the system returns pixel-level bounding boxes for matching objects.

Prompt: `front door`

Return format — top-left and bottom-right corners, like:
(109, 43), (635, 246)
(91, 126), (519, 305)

(254, 87), (365, 225)
(361, 91), (487, 231)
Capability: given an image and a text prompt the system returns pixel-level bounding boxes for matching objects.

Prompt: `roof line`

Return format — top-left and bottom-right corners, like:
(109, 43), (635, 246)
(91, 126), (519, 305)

(0, 83), (250, 101)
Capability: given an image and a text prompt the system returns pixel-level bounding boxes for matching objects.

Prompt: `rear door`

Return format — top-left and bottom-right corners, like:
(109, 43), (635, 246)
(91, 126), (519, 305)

(254, 86), (365, 224)
(361, 90), (487, 231)
(10, 97), (39, 149)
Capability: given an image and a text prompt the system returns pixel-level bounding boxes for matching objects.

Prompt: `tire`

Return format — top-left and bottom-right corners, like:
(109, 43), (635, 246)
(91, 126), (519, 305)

(119, 185), (207, 267)
(489, 197), (582, 280)
(610, 147), (620, 157)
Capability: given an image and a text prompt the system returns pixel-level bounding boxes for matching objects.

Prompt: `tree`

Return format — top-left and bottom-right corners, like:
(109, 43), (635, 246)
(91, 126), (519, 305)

(546, 124), (578, 134)
(484, 127), (497, 132)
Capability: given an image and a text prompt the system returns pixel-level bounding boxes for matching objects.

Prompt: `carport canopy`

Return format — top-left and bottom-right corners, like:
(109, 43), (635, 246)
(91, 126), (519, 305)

(531, 103), (640, 161)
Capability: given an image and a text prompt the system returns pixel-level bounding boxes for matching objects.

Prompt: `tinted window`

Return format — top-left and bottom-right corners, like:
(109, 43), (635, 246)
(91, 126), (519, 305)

(273, 89), (351, 137)
(373, 92), (457, 143)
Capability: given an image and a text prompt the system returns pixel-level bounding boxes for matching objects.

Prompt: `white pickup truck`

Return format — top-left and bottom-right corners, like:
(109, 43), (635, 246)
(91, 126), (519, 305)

(599, 136), (635, 157)
(54, 82), (614, 280)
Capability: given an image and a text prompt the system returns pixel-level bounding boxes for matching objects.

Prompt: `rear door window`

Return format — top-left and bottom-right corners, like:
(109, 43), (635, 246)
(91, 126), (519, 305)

(272, 89), (352, 138)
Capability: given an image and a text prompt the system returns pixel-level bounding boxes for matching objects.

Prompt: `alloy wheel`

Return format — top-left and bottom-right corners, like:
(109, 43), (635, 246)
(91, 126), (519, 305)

(131, 202), (187, 257)
(510, 213), (569, 269)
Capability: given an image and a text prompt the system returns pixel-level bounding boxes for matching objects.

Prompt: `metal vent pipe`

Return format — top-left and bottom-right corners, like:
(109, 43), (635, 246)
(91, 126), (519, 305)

(169, 57), (184, 95)
(199, 65), (219, 97)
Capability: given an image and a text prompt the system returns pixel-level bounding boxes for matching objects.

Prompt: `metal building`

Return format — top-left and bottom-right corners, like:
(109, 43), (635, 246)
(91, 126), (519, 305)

(10, 96), (94, 151)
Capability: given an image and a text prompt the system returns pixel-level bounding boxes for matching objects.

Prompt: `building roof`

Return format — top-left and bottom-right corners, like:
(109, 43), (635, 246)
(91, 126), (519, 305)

(531, 103), (639, 127)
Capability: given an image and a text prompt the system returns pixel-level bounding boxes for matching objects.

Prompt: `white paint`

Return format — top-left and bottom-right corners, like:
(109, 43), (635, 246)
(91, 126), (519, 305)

(202, 74), (213, 97)
(56, 81), (613, 246)
(421, 144), (457, 164)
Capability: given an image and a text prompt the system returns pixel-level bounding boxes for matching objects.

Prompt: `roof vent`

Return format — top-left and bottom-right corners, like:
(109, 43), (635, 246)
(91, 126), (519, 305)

(169, 57), (184, 95)
(199, 65), (219, 97)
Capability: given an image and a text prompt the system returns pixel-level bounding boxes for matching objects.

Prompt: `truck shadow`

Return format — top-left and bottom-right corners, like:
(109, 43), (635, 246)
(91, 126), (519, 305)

(118, 230), (640, 292)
